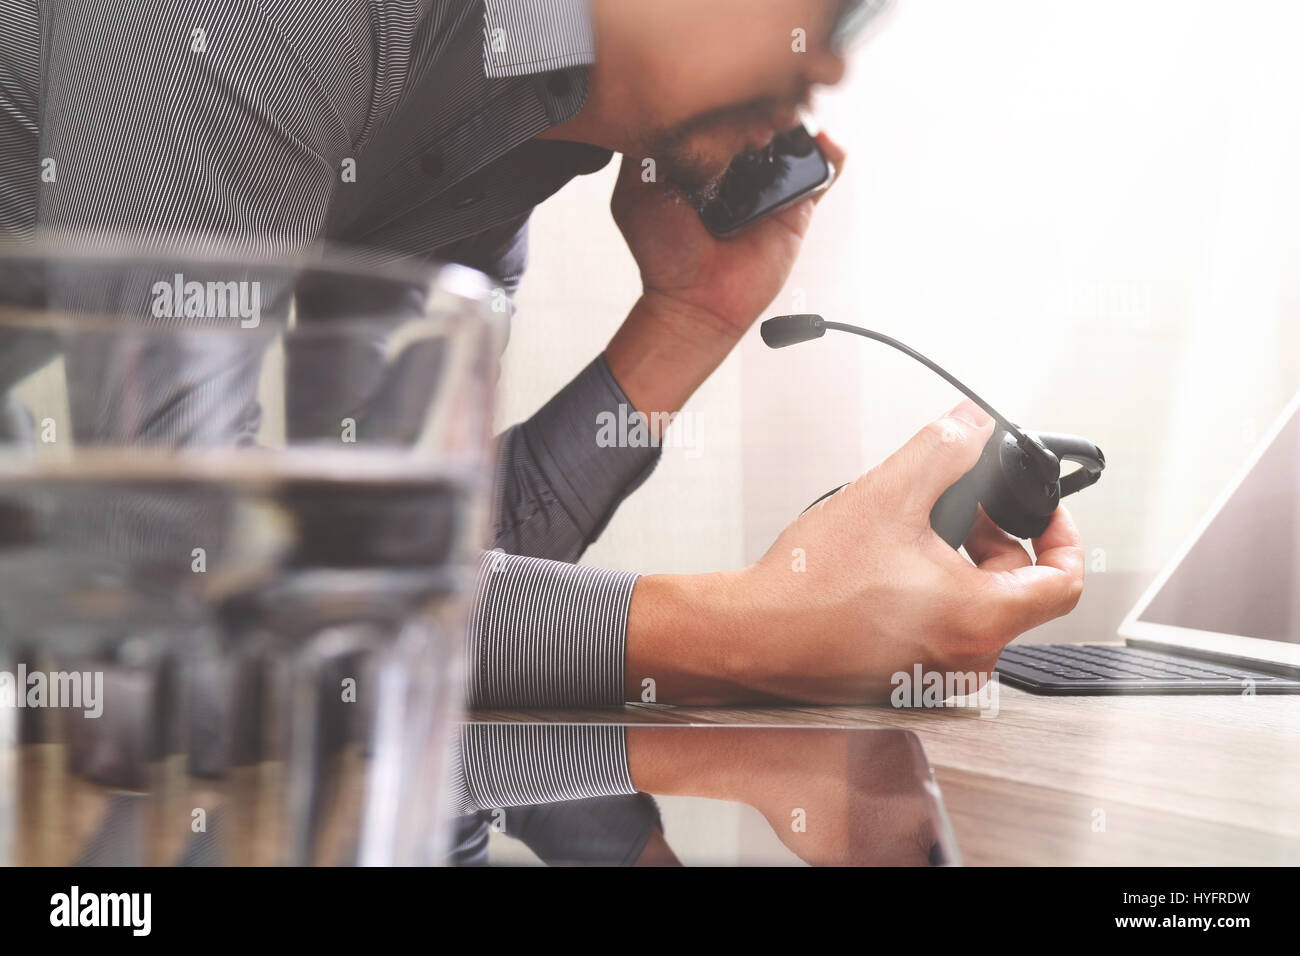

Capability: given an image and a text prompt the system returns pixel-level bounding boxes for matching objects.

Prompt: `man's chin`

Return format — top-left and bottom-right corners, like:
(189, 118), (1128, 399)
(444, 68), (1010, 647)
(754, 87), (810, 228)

(651, 134), (769, 207)
(661, 165), (726, 208)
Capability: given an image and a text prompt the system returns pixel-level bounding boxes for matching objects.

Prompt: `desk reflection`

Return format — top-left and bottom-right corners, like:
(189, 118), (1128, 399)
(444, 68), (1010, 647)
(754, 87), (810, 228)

(450, 724), (959, 867)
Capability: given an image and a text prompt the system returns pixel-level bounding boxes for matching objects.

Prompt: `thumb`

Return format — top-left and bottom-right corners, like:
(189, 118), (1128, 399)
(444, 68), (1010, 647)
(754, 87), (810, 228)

(878, 400), (996, 520)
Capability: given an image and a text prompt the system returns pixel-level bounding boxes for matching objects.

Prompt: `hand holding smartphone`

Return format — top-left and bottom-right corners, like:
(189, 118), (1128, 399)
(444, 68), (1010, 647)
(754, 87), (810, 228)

(696, 124), (832, 238)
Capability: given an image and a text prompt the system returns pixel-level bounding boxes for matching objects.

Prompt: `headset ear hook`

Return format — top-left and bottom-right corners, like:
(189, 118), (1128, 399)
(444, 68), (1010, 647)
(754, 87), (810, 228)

(1037, 433), (1106, 498)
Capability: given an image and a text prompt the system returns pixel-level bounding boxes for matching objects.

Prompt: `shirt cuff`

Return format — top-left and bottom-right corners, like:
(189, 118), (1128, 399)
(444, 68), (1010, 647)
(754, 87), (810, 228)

(448, 723), (636, 815)
(466, 550), (635, 707)
(517, 353), (662, 548)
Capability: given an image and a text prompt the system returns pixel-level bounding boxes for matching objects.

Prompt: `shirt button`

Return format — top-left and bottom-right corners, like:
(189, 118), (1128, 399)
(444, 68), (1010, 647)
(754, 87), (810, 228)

(419, 153), (445, 178)
(545, 70), (571, 97)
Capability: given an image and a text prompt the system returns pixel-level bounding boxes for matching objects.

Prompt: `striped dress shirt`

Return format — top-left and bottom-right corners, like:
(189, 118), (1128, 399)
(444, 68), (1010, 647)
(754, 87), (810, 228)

(0, 0), (658, 835)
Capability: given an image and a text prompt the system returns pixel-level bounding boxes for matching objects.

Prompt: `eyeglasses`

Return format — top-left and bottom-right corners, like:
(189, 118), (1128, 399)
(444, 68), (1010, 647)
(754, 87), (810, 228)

(831, 0), (893, 51)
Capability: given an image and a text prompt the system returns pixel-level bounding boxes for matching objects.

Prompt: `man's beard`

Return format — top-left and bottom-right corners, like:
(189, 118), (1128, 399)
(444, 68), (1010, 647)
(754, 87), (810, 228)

(642, 96), (804, 207)
(644, 134), (731, 208)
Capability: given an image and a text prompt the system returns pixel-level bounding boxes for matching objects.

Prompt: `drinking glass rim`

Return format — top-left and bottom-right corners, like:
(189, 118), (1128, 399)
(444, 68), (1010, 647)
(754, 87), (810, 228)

(0, 234), (502, 333)
(0, 445), (484, 486)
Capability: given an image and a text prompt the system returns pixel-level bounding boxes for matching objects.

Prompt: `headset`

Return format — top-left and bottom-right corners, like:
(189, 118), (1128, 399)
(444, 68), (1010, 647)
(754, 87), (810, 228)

(761, 314), (1106, 549)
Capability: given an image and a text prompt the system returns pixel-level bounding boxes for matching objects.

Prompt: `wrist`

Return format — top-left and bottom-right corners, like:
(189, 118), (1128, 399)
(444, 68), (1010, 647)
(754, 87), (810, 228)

(604, 291), (745, 417)
(626, 727), (757, 803)
(625, 569), (761, 705)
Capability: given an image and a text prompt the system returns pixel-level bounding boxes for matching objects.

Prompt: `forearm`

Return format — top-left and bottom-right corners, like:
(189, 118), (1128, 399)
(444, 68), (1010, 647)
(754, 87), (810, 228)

(625, 570), (783, 705)
(448, 722), (751, 822)
(625, 726), (805, 802)
(478, 295), (747, 708)
(491, 292), (724, 559)
(468, 559), (769, 711)
(626, 726), (734, 798)
(604, 291), (744, 419)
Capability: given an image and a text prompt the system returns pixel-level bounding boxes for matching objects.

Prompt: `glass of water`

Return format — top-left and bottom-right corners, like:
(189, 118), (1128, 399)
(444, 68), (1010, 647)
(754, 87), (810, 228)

(0, 240), (501, 865)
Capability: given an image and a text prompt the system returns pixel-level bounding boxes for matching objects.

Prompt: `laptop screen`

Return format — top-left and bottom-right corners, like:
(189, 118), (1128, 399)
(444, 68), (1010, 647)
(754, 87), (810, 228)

(1136, 399), (1300, 645)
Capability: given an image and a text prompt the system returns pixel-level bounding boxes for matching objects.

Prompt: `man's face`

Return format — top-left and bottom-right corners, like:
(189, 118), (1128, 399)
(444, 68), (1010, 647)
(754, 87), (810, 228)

(602, 0), (858, 203)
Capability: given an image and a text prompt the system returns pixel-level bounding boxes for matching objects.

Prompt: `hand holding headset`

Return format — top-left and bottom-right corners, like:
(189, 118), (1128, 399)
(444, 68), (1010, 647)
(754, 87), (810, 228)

(761, 314), (1106, 549)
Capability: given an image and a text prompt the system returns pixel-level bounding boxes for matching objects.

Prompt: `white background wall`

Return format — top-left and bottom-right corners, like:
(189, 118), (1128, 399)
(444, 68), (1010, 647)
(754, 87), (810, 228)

(499, 0), (1300, 616)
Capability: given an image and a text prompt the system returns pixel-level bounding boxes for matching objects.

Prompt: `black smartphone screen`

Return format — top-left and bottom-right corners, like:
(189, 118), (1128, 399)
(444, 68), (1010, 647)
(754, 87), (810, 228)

(697, 125), (831, 238)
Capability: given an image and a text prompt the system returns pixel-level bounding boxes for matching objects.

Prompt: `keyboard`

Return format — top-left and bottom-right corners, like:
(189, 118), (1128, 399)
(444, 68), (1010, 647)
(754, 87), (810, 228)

(994, 643), (1300, 695)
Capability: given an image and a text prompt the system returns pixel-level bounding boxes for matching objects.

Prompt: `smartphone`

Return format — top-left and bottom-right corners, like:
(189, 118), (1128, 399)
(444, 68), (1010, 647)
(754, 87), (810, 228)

(697, 124), (831, 238)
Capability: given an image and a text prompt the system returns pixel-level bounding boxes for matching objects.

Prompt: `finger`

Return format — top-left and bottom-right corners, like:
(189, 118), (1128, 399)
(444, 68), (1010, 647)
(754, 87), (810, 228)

(811, 130), (847, 199)
(770, 193), (819, 238)
(1031, 502), (1084, 562)
(875, 399), (995, 521)
(768, 129), (846, 233)
(964, 507), (1031, 573)
(987, 507), (1086, 634)
(745, 129), (846, 240)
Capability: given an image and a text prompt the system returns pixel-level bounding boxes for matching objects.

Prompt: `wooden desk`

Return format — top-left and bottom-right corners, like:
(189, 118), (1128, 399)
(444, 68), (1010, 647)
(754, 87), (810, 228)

(472, 688), (1300, 865)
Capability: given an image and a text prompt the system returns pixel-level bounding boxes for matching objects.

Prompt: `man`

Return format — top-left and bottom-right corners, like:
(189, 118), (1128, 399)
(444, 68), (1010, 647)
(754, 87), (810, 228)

(0, 0), (1084, 859)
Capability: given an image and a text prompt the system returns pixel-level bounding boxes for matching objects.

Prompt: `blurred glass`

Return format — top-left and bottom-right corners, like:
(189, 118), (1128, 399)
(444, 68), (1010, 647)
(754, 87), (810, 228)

(0, 241), (501, 865)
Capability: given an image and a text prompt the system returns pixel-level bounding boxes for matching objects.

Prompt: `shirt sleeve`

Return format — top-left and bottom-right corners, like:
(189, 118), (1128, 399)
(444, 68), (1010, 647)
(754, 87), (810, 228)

(444, 723), (663, 867)
(493, 352), (662, 562)
(472, 353), (662, 708)
(447, 723), (638, 814)
(465, 550), (636, 707)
